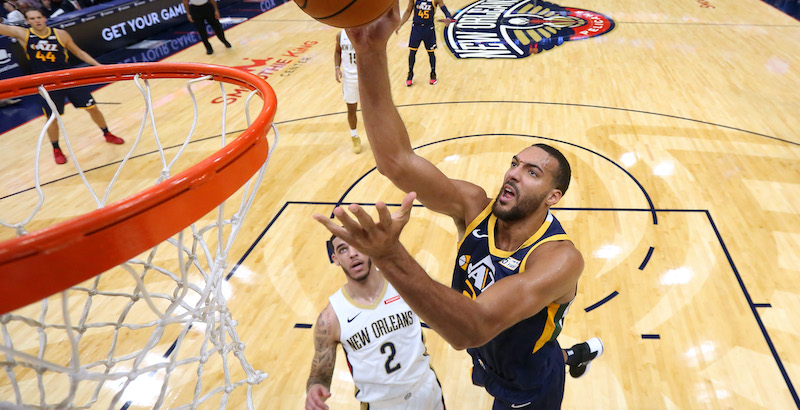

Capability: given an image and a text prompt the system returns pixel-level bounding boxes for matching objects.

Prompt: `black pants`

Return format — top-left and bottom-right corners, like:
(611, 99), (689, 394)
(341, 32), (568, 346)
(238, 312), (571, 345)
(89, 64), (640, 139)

(189, 2), (227, 47)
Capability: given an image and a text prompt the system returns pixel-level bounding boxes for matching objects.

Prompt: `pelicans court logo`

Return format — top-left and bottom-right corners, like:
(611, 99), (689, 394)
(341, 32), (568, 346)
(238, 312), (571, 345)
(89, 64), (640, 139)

(444, 0), (614, 59)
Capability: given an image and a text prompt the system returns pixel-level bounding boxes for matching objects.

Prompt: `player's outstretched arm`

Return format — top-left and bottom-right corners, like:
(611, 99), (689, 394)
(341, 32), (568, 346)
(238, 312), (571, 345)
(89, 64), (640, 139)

(0, 23), (28, 41)
(58, 29), (100, 66)
(346, 3), (487, 230)
(315, 193), (584, 350)
(305, 304), (339, 410)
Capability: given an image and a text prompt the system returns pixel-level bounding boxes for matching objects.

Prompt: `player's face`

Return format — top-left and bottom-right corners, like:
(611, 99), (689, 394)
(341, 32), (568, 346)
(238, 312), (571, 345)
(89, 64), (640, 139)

(493, 146), (561, 221)
(25, 11), (47, 29)
(331, 237), (372, 282)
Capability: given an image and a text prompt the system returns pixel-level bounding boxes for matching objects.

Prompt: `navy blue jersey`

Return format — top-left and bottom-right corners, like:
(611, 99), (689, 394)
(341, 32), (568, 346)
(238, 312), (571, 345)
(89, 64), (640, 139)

(452, 200), (573, 404)
(25, 28), (70, 73)
(412, 0), (436, 25)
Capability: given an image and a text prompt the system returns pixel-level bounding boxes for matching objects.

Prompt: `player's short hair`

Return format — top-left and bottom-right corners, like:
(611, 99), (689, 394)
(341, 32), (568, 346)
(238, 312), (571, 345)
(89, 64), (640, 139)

(23, 8), (45, 18)
(531, 143), (571, 195)
(326, 233), (343, 264)
(326, 233), (337, 257)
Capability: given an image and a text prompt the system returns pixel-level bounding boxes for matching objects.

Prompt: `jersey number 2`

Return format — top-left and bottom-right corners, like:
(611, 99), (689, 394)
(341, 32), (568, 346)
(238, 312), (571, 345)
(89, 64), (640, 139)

(380, 342), (401, 374)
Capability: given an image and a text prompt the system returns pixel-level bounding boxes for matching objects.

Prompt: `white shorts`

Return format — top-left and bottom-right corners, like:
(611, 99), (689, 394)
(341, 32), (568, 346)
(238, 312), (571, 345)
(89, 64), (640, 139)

(342, 73), (359, 105)
(365, 368), (444, 410)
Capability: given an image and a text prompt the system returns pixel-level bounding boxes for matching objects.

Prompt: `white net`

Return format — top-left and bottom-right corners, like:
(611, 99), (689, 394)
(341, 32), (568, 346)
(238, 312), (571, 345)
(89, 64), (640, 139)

(0, 70), (276, 409)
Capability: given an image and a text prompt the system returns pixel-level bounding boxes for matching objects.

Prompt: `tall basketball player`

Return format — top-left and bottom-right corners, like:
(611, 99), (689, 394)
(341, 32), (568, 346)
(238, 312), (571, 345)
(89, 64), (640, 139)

(305, 234), (445, 410)
(0, 9), (123, 165)
(334, 29), (361, 154)
(316, 7), (604, 410)
(396, 0), (453, 86)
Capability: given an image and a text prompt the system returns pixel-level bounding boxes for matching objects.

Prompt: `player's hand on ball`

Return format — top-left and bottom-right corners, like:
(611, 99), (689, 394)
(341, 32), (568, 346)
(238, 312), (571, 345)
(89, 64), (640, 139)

(345, 0), (400, 51)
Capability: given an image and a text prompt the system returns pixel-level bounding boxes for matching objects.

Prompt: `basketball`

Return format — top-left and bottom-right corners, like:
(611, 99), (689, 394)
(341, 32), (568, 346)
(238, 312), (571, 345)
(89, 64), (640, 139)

(293, 0), (395, 28)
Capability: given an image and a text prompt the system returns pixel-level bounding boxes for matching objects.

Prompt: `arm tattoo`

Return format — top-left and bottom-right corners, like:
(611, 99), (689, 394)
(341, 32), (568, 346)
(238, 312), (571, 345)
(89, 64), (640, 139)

(306, 309), (337, 391)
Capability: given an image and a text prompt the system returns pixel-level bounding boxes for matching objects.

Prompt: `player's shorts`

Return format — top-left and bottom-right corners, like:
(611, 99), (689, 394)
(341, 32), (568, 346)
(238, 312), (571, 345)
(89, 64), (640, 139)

(409, 24), (437, 51)
(363, 367), (445, 410)
(342, 72), (359, 105)
(471, 340), (565, 410)
(40, 86), (96, 117)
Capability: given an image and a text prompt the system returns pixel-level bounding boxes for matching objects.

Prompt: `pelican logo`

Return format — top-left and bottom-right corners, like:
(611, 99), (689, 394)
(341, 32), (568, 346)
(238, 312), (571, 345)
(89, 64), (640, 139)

(444, 0), (615, 59)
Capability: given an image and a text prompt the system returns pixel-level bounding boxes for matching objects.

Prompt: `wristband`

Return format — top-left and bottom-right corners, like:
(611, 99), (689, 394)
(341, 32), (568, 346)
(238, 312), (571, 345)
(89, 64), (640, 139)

(441, 6), (452, 19)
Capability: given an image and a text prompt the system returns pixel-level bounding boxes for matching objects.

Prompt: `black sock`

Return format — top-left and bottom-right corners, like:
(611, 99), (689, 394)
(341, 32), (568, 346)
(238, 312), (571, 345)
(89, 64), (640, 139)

(428, 51), (436, 74)
(51, 141), (60, 150)
(564, 348), (579, 366)
(565, 342), (591, 366)
(101, 127), (109, 134)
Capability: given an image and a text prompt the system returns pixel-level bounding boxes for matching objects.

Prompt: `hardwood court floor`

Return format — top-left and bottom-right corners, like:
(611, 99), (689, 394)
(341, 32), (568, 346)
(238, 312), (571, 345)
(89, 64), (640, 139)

(1, 0), (799, 408)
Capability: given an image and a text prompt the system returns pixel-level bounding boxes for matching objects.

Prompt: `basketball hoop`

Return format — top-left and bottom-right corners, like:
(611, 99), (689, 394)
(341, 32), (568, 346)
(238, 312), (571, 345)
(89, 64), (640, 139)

(0, 63), (277, 408)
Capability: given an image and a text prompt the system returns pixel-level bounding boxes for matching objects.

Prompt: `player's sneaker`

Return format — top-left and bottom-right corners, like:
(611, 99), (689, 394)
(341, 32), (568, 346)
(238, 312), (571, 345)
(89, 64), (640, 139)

(53, 148), (67, 165)
(351, 135), (361, 154)
(406, 72), (413, 87)
(430, 72), (438, 85)
(568, 337), (603, 378)
(104, 132), (124, 144)
(222, 39), (232, 48)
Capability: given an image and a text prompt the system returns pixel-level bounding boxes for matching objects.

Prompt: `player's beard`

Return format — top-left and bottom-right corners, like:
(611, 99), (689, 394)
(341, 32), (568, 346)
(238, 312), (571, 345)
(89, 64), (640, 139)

(492, 189), (547, 222)
(343, 259), (372, 282)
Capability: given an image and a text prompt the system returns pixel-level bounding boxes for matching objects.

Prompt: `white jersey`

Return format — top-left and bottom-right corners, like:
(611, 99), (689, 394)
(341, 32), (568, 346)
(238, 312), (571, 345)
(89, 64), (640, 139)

(339, 29), (357, 78)
(329, 281), (431, 404)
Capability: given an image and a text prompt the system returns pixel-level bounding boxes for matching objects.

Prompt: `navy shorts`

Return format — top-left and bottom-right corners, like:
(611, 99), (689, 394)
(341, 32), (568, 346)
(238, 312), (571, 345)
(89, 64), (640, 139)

(472, 341), (566, 410)
(41, 86), (96, 117)
(409, 23), (437, 50)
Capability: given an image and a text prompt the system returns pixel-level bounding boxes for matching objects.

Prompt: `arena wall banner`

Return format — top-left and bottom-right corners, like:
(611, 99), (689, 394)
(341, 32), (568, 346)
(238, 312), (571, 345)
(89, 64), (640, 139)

(55, 0), (190, 57)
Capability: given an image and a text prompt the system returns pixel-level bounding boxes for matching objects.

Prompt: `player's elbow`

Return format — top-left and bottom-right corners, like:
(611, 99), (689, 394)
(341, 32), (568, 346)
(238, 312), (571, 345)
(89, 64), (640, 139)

(374, 153), (413, 182)
(447, 331), (493, 351)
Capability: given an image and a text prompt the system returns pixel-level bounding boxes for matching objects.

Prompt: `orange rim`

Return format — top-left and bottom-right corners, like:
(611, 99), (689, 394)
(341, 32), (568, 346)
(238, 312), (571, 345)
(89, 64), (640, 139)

(0, 63), (277, 315)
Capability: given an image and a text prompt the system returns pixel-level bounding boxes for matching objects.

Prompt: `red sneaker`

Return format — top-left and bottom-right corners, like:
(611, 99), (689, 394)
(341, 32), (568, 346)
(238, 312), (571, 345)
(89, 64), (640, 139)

(104, 132), (124, 144)
(429, 73), (438, 85)
(53, 148), (67, 164)
(406, 72), (413, 87)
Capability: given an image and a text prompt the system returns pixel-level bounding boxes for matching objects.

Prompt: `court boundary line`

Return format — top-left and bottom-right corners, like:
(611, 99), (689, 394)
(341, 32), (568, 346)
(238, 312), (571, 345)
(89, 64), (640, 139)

(230, 201), (799, 407)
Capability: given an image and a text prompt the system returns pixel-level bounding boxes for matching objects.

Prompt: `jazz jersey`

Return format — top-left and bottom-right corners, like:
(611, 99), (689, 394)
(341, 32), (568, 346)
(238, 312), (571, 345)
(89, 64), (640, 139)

(452, 200), (574, 404)
(339, 29), (357, 78)
(25, 28), (70, 73)
(329, 281), (431, 404)
(412, 0), (436, 25)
